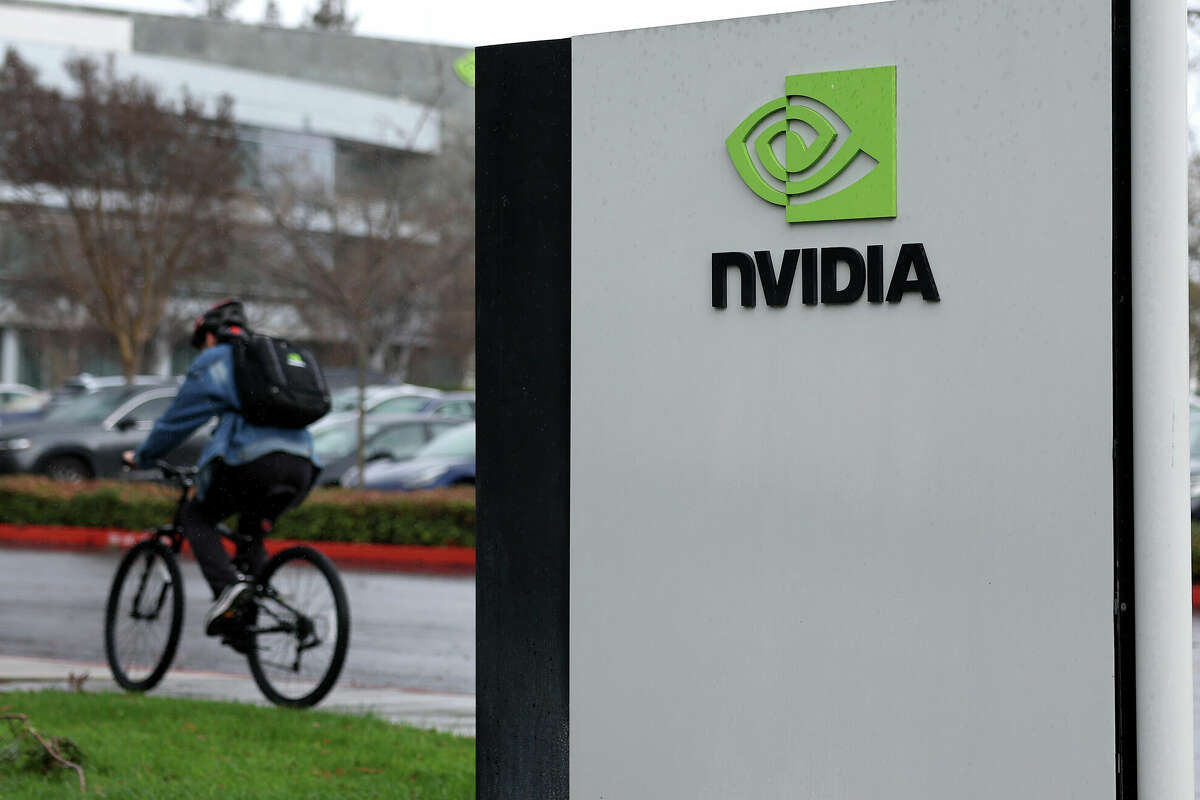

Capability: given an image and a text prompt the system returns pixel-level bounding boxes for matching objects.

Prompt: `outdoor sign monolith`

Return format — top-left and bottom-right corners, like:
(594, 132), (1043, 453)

(477, 1), (1192, 797)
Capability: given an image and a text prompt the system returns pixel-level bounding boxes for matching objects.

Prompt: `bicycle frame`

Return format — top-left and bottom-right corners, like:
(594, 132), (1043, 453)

(146, 464), (256, 573)
(128, 552), (173, 621)
(150, 463), (322, 650)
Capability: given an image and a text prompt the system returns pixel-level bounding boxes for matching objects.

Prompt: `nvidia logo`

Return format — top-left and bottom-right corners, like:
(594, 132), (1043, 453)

(727, 66), (896, 223)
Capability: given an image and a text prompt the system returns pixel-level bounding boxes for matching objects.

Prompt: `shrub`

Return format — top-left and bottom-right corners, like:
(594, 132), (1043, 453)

(0, 477), (474, 548)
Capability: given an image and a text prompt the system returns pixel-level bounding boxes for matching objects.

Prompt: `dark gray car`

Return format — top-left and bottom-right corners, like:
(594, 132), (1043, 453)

(0, 382), (208, 481)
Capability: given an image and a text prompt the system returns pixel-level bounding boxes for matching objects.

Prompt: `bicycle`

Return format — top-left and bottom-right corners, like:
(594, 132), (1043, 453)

(103, 461), (351, 708)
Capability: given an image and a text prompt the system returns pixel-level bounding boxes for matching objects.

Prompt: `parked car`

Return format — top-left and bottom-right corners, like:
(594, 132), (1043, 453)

(55, 372), (167, 395)
(0, 383), (48, 412)
(319, 367), (396, 392)
(327, 384), (441, 413)
(0, 382), (206, 481)
(313, 386), (474, 431)
(341, 421), (475, 491)
(0, 374), (167, 427)
(311, 414), (471, 486)
(422, 392), (475, 419)
(0, 383), (50, 426)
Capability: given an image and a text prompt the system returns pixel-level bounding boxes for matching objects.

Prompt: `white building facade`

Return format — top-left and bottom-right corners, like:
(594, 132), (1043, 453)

(0, 0), (475, 389)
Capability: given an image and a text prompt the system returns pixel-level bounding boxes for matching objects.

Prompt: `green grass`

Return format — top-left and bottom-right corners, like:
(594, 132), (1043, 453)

(0, 690), (473, 799)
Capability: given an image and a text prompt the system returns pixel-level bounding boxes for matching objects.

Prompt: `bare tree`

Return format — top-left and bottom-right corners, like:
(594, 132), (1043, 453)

(0, 49), (243, 382)
(308, 0), (357, 33)
(252, 41), (473, 482)
(257, 146), (471, 482)
(416, 126), (475, 384)
(188, 0), (242, 19)
(263, 0), (283, 27)
(0, 227), (94, 385)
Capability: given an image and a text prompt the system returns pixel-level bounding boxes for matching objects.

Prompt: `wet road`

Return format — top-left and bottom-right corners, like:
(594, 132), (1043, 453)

(0, 546), (474, 695)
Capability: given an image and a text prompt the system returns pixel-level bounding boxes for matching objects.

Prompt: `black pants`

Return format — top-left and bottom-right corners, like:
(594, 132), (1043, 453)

(180, 453), (315, 598)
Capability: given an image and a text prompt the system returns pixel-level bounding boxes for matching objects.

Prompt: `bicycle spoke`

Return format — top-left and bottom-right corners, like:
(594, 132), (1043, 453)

(105, 542), (183, 691)
(249, 550), (348, 707)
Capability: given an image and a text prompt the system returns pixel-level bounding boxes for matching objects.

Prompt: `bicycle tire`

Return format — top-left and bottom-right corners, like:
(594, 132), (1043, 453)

(104, 539), (184, 692)
(247, 546), (350, 708)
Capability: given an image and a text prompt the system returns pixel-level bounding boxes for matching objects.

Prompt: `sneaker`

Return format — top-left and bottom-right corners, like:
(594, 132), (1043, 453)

(221, 603), (257, 655)
(204, 580), (253, 637)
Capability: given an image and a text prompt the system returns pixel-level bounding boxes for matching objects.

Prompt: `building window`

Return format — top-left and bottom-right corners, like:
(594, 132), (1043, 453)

(244, 127), (336, 194)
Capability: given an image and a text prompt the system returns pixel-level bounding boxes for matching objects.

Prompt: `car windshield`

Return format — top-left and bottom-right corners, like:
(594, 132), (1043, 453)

(42, 387), (136, 424)
(313, 421), (382, 460)
(370, 395), (433, 415)
(330, 387), (377, 414)
(4, 393), (44, 412)
(415, 423), (474, 459)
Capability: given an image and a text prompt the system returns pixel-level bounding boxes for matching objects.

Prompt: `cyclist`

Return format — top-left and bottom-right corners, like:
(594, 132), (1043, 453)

(122, 299), (320, 642)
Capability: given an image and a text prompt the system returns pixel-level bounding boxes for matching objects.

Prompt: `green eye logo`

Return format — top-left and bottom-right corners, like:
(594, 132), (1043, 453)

(727, 66), (896, 223)
(454, 51), (476, 88)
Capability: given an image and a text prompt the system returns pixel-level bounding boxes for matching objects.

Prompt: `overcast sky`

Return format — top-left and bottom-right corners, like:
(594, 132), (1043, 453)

(21, 0), (881, 47)
(21, 0), (1200, 141)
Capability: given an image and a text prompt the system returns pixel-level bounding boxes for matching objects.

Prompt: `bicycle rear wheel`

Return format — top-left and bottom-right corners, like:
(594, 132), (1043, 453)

(104, 539), (184, 691)
(247, 546), (350, 708)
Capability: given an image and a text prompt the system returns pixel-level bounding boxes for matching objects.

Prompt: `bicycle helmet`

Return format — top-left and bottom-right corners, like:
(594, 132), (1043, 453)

(191, 298), (247, 349)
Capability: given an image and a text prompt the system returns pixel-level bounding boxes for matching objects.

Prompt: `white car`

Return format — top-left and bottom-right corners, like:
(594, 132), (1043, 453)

(0, 383), (48, 413)
(311, 385), (445, 432)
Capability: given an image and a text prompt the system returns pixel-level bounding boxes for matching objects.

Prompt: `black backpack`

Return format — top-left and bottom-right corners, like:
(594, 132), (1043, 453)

(231, 333), (331, 429)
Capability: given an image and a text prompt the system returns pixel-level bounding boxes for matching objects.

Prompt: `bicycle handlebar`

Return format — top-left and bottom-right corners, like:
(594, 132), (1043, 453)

(155, 461), (197, 486)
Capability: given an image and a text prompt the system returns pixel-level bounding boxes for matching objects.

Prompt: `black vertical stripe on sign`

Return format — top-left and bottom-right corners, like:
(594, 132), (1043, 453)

(1110, 1), (1136, 797)
(476, 37), (572, 800)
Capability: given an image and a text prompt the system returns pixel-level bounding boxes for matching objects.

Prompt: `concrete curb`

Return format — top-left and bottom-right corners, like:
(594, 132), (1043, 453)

(0, 523), (474, 574)
(0, 655), (475, 736)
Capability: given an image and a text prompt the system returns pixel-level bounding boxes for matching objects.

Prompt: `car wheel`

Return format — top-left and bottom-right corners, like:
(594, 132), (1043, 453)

(41, 455), (92, 482)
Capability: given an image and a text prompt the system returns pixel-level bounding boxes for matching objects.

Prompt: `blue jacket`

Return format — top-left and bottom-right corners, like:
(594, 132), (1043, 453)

(134, 343), (319, 499)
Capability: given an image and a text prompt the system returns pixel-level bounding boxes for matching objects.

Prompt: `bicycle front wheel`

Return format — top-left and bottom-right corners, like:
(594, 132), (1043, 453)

(104, 539), (184, 691)
(247, 546), (350, 708)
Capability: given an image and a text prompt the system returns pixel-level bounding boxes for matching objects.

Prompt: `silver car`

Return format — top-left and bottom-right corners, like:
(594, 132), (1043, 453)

(312, 384), (447, 432)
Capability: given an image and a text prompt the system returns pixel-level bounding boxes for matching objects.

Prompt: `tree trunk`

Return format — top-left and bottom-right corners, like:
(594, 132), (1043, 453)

(392, 343), (413, 384)
(354, 338), (368, 488)
(368, 343), (387, 373)
(116, 332), (139, 385)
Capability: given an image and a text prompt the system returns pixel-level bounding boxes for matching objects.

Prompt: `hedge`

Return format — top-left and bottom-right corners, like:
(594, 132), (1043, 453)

(0, 476), (475, 548)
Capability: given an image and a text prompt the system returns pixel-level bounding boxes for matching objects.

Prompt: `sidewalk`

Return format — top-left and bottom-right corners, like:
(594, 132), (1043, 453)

(0, 655), (475, 737)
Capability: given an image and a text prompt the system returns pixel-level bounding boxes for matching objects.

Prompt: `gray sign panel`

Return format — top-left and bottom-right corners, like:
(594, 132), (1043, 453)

(571, 1), (1115, 796)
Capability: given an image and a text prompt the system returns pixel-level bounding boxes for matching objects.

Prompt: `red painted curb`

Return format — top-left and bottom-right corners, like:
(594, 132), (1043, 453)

(0, 523), (474, 575)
